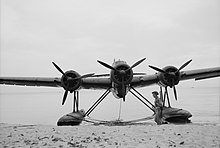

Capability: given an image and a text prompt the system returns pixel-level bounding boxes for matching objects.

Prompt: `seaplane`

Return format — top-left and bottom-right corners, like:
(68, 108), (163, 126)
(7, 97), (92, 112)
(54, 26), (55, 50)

(0, 58), (220, 126)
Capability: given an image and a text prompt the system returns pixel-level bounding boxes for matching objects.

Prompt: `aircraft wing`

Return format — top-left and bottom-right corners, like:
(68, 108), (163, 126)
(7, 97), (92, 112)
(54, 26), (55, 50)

(179, 67), (220, 81)
(0, 67), (219, 90)
(0, 77), (62, 87)
(131, 67), (220, 88)
(0, 76), (112, 90)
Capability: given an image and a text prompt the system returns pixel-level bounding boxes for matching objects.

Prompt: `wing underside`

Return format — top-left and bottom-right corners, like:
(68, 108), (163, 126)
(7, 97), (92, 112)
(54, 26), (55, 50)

(180, 67), (220, 81)
(0, 77), (112, 90)
(0, 67), (219, 89)
(0, 77), (61, 87)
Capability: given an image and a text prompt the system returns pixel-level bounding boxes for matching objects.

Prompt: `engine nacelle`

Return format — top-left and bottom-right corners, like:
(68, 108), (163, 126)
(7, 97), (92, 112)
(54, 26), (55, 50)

(158, 66), (180, 87)
(61, 70), (81, 92)
(110, 62), (133, 85)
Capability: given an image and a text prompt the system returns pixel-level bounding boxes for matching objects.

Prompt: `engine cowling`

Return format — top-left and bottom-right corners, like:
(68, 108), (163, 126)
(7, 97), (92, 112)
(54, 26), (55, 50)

(110, 63), (133, 85)
(61, 70), (81, 93)
(158, 66), (180, 87)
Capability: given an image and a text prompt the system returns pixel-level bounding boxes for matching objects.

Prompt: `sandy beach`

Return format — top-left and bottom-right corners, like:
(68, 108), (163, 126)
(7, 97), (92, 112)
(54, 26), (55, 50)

(0, 122), (219, 148)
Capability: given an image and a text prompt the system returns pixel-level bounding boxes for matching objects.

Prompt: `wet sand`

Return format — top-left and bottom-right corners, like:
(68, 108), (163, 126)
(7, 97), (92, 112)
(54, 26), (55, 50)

(0, 123), (219, 147)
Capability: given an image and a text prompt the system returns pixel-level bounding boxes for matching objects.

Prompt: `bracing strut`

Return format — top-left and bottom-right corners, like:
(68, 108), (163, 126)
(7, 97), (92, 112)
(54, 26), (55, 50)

(164, 87), (171, 107)
(85, 87), (112, 117)
(129, 86), (155, 112)
(72, 91), (79, 112)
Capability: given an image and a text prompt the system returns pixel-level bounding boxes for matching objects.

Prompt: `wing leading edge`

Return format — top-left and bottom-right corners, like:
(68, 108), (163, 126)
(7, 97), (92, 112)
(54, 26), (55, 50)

(130, 67), (220, 88)
(180, 67), (220, 81)
(0, 77), (61, 87)
(0, 67), (219, 89)
(0, 76), (112, 90)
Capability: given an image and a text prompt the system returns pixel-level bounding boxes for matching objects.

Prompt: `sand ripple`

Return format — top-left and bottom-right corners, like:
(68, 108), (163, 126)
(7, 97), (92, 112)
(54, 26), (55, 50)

(0, 123), (219, 147)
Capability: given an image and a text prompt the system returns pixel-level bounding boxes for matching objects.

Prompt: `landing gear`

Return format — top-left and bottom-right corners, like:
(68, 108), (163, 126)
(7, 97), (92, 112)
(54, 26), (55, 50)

(57, 91), (85, 126)
(129, 86), (155, 112)
(85, 87), (112, 117)
(57, 88), (112, 126)
(57, 110), (85, 126)
(57, 85), (192, 126)
(161, 86), (171, 108)
(73, 91), (79, 112)
(129, 86), (192, 124)
(160, 86), (192, 123)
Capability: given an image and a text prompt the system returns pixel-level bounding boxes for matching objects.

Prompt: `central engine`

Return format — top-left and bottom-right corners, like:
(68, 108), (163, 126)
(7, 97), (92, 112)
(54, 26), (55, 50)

(158, 66), (180, 87)
(110, 63), (133, 85)
(61, 70), (81, 92)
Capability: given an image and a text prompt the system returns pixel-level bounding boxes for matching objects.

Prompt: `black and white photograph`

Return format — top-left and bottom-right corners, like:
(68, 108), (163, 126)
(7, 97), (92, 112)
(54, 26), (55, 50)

(0, 0), (219, 147)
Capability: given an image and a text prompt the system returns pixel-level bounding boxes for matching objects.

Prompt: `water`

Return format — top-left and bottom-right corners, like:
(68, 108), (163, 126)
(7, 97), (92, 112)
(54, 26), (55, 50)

(0, 86), (219, 125)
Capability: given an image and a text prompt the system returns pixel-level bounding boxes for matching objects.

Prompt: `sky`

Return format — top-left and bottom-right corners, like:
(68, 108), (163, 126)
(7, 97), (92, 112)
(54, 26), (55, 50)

(0, 0), (219, 124)
(1, 0), (219, 76)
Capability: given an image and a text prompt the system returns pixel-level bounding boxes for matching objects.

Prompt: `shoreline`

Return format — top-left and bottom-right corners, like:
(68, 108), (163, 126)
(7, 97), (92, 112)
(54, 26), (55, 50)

(0, 122), (219, 147)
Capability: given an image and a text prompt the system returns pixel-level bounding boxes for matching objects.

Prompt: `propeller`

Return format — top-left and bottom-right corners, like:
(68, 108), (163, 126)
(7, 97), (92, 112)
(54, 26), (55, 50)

(72, 73), (95, 80)
(127, 58), (146, 71)
(178, 59), (192, 71)
(97, 60), (117, 71)
(170, 77), (178, 101)
(149, 65), (167, 74)
(98, 58), (146, 101)
(52, 62), (66, 76)
(62, 90), (68, 105)
(149, 59), (192, 101)
(52, 62), (94, 105)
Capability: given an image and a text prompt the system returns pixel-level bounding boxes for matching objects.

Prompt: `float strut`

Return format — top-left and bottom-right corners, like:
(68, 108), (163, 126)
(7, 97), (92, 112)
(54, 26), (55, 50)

(130, 86), (155, 107)
(129, 86), (155, 112)
(73, 91), (79, 112)
(164, 87), (171, 107)
(160, 86), (166, 107)
(85, 87), (111, 117)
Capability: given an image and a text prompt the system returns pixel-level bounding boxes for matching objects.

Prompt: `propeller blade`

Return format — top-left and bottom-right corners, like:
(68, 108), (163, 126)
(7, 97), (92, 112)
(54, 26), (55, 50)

(122, 94), (125, 102)
(52, 62), (65, 75)
(91, 74), (110, 77)
(62, 90), (68, 105)
(149, 65), (167, 74)
(178, 59), (192, 71)
(80, 73), (95, 78)
(130, 58), (146, 69)
(73, 73), (95, 80)
(160, 86), (163, 101)
(173, 85), (178, 100)
(97, 60), (117, 71)
(133, 73), (146, 75)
